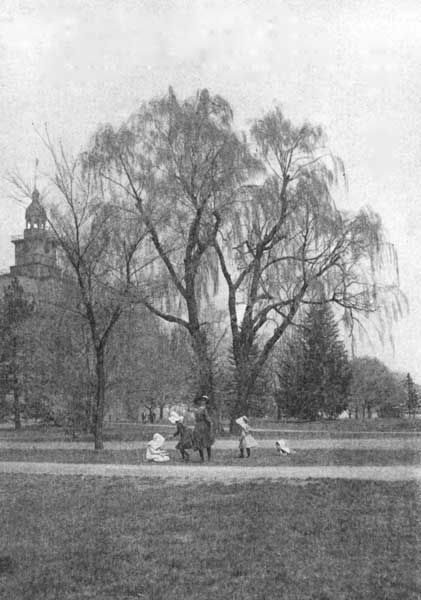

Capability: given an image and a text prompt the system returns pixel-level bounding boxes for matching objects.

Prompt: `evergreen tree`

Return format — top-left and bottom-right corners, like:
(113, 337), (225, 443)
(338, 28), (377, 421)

(405, 373), (418, 418)
(0, 278), (34, 429)
(275, 328), (306, 420)
(276, 304), (351, 420)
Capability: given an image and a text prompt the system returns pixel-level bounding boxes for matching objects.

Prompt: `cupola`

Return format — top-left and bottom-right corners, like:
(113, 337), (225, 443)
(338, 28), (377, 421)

(25, 188), (47, 230)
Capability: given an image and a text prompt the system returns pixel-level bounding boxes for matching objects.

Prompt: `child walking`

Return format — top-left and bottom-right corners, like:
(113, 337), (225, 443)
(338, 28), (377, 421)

(169, 411), (194, 461)
(235, 416), (258, 458)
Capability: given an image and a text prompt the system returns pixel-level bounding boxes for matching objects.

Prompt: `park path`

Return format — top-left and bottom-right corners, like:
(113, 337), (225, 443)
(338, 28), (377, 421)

(0, 461), (420, 482)
(1, 438), (421, 450)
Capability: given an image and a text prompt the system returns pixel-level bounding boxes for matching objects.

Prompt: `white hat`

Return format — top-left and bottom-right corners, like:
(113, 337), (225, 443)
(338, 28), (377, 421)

(235, 416), (248, 428)
(168, 411), (184, 424)
(149, 433), (165, 450)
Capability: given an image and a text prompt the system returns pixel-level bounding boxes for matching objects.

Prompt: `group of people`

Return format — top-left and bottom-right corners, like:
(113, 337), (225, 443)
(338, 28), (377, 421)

(145, 394), (291, 463)
(146, 394), (214, 463)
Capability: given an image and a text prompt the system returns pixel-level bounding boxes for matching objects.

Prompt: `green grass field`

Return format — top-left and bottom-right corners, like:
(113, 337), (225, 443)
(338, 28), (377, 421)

(0, 474), (419, 600)
(0, 446), (420, 466)
(1, 418), (420, 444)
(253, 417), (421, 433)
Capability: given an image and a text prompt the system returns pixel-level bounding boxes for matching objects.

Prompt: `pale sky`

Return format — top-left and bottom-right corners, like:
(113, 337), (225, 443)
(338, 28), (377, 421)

(1, 0), (420, 380)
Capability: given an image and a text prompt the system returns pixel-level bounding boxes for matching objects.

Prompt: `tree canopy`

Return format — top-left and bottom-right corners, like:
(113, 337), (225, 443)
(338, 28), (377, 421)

(349, 356), (406, 418)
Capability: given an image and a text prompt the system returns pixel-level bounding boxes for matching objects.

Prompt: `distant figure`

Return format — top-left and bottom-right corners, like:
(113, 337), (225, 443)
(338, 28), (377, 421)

(275, 439), (291, 456)
(192, 395), (215, 462)
(141, 411), (147, 424)
(169, 411), (195, 461)
(145, 433), (170, 462)
(235, 416), (258, 458)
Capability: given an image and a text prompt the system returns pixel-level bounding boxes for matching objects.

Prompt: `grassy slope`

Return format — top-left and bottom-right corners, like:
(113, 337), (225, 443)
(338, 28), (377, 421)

(0, 475), (419, 600)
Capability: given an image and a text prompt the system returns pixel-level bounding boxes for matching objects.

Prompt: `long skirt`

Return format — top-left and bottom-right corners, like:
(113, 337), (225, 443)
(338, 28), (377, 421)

(193, 421), (215, 450)
(176, 427), (195, 452)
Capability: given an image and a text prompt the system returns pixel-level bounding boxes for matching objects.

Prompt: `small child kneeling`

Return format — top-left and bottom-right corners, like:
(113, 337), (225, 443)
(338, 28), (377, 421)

(146, 433), (170, 462)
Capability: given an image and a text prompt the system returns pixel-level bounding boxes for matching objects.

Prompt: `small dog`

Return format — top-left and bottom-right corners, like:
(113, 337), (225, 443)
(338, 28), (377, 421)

(275, 439), (291, 455)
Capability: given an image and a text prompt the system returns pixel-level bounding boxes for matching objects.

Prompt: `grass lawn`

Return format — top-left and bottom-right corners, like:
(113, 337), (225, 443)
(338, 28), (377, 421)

(0, 424), (164, 443)
(0, 447), (421, 466)
(1, 419), (421, 444)
(253, 418), (421, 434)
(0, 474), (419, 599)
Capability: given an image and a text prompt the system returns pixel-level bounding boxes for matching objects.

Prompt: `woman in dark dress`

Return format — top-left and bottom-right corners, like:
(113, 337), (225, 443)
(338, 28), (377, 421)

(192, 395), (215, 462)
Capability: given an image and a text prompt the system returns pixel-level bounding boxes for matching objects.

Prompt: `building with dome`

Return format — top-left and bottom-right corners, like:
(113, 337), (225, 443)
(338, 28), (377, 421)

(0, 188), (64, 425)
(0, 188), (61, 295)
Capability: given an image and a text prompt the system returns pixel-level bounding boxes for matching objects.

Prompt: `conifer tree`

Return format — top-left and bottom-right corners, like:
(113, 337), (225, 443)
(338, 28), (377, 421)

(405, 373), (418, 418)
(275, 328), (306, 420)
(276, 303), (350, 420)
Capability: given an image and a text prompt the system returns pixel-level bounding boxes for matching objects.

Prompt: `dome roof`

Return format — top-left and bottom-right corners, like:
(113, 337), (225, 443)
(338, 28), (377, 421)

(25, 188), (47, 227)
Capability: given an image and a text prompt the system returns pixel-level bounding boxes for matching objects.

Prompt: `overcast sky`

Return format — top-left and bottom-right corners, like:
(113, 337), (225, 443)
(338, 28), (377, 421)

(1, 0), (420, 380)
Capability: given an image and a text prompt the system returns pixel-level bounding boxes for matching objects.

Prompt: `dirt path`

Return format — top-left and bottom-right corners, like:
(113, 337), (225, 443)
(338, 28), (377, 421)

(0, 461), (420, 482)
(1, 438), (421, 450)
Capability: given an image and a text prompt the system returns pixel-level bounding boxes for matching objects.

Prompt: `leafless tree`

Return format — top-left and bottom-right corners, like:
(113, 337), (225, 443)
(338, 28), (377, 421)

(10, 142), (150, 449)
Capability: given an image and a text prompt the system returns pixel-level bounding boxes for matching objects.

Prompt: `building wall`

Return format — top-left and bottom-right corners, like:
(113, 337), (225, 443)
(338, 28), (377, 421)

(0, 224), (61, 298)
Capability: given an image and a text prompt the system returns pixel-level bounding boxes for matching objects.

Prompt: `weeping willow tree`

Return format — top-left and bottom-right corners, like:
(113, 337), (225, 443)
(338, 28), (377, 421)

(82, 88), (259, 407)
(14, 91), (403, 425)
(214, 107), (406, 417)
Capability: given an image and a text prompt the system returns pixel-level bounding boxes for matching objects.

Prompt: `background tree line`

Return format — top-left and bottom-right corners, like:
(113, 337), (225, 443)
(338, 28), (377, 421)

(0, 278), (197, 436)
(1, 276), (416, 435)
(274, 302), (418, 421)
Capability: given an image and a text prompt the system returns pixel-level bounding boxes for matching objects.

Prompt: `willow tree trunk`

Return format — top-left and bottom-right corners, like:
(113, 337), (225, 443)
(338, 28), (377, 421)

(190, 325), (225, 433)
(191, 328), (215, 404)
(94, 346), (106, 450)
(228, 375), (253, 432)
(231, 345), (255, 422)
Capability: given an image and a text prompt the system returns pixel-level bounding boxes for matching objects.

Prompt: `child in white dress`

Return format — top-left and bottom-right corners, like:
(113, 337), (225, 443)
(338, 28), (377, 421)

(145, 433), (170, 462)
(235, 416), (258, 458)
